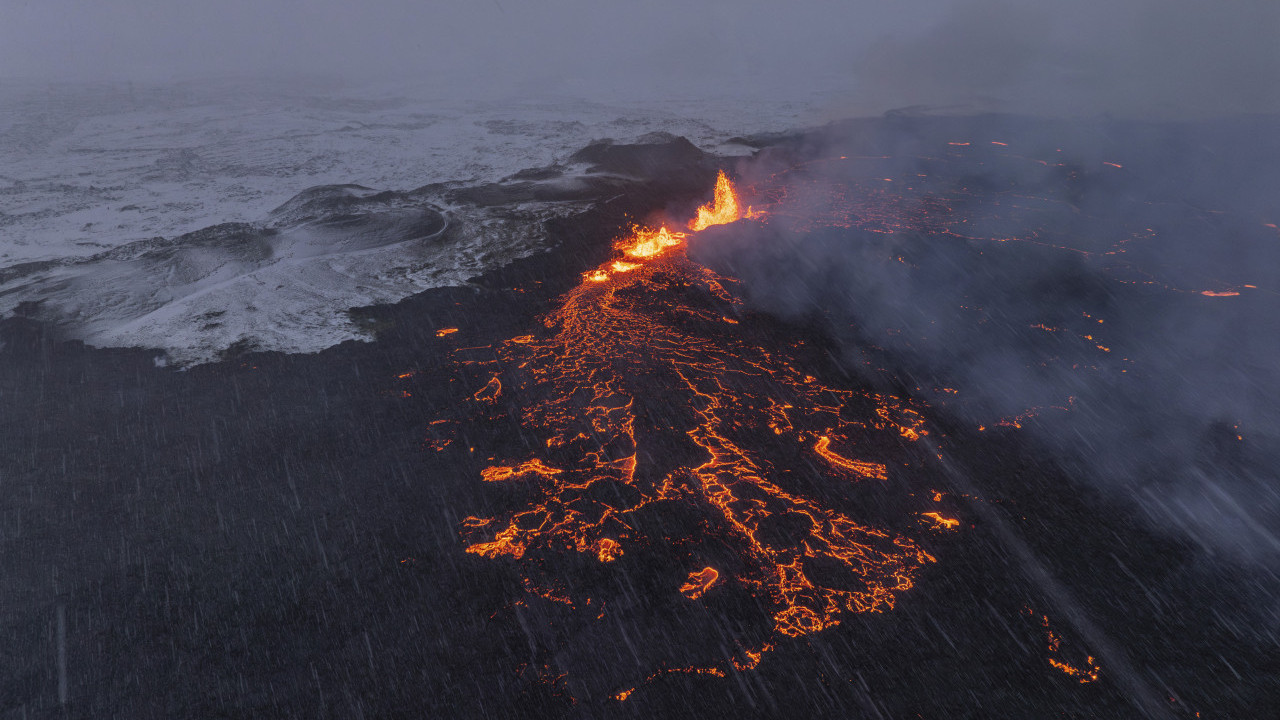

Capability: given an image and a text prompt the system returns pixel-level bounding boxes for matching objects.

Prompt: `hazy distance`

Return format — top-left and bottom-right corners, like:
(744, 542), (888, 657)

(3, 0), (1277, 117)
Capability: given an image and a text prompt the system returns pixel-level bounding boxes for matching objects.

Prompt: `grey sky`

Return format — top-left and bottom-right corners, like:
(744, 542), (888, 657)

(3, 0), (1277, 116)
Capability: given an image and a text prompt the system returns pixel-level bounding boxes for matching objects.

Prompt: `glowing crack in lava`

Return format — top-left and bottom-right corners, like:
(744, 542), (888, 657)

(456, 172), (937, 684)
(1026, 608), (1102, 684)
(679, 567), (721, 600)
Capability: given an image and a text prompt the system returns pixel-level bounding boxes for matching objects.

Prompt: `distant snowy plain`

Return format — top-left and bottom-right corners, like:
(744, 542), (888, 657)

(0, 80), (817, 365)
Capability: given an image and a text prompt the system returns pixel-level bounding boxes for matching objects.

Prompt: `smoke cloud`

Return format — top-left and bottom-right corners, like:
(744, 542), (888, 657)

(3, 1), (1277, 115)
(690, 114), (1280, 563)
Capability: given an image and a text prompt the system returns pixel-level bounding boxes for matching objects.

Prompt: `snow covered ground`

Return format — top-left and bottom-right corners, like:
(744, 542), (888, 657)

(0, 79), (821, 364)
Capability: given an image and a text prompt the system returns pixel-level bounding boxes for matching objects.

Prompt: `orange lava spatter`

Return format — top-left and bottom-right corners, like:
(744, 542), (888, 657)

(689, 170), (743, 231)
(455, 172), (936, 684)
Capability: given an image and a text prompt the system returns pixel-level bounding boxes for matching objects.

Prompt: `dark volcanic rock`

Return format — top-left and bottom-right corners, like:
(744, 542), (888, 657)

(1, 125), (1276, 720)
(570, 134), (711, 184)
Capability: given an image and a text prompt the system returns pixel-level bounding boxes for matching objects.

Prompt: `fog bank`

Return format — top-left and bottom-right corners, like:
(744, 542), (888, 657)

(4, 0), (1277, 116)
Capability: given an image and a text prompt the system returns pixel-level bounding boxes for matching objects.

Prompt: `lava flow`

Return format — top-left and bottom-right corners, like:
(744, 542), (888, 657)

(1026, 608), (1102, 684)
(455, 170), (938, 686)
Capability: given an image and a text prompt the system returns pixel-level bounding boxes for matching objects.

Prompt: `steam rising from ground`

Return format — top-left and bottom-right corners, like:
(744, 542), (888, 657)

(692, 115), (1280, 565)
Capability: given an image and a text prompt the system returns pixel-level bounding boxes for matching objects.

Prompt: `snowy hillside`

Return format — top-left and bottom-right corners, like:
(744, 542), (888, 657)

(0, 80), (817, 364)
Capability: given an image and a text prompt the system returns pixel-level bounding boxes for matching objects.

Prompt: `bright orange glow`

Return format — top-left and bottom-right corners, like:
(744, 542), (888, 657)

(619, 225), (686, 258)
(481, 459), (562, 483)
(1200, 290), (1240, 297)
(1050, 657), (1101, 683)
(473, 376), (501, 404)
(594, 537), (623, 562)
(452, 173), (936, 688)
(436, 327), (459, 337)
(688, 170), (742, 231)
(679, 567), (721, 600)
(814, 436), (889, 480)
(1029, 610), (1102, 684)
(731, 643), (775, 671)
(920, 512), (960, 530)
(458, 235), (932, 640)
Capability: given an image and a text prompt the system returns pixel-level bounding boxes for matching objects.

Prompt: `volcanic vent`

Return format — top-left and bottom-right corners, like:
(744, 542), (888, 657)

(436, 172), (950, 700)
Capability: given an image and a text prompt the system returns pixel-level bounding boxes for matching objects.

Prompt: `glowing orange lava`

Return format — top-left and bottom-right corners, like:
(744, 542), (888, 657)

(1028, 609), (1101, 684)
(472, 376), (501, 404)
(620, 225), (685, 259)
(679, 567), (721, 600)
(454, 173), (936, 691)
(594, 537), (623, 562)
(688, 170), (743, 231)
(920, 512), (960, 530)
(1050, 656), (1102, 683)
(481, 459), (561, 483)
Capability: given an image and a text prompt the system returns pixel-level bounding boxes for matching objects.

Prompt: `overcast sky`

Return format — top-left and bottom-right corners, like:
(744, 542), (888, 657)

(3, 0), (1277, 116)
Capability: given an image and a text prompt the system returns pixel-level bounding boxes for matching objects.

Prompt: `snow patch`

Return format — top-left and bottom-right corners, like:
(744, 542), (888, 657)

(0, 81), (820, 364)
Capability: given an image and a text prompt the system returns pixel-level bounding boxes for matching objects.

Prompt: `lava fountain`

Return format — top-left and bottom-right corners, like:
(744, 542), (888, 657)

(450, 171), (940, 695)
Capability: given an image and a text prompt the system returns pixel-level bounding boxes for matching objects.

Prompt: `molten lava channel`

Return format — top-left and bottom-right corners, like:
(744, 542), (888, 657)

(454, 170), (939, 688)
